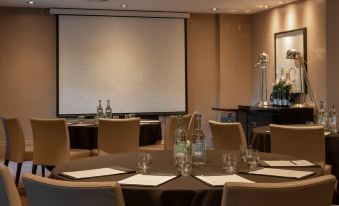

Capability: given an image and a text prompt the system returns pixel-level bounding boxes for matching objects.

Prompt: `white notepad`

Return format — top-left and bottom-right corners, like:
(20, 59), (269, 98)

(195, 174), (254, 186)
(263, 160), (316, 167)
(118, 174), (177, 187)
(140, 120), (160, 124)
(61, 168), (126, 179)
(248, 168), (314, 179)
(69, 123), (95, 127)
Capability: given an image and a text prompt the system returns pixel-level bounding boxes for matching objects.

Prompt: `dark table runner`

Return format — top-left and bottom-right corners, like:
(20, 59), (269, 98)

(68, 122), (162, 149)
(251, 126), (339, 182)
(51, 150), (323, 206)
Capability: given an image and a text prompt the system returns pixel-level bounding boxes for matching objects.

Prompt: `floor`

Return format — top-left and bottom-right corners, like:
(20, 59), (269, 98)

(0, 159), (50, 206)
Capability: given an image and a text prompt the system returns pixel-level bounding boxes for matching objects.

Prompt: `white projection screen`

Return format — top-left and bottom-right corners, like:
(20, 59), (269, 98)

(57, 15), (187, 116)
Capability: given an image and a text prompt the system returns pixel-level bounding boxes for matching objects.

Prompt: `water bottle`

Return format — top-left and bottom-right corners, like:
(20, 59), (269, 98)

(97, 100), (104, 118)
(105, 100), (112, 118)
(192, 113), (206, 165)
(173, 114), (187, 166)
(329, 101), (337, 133)
(317, 101), (328, 129)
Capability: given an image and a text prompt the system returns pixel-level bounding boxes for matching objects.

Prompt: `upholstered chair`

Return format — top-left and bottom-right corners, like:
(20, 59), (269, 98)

(23, 173), (125, 206)
(1, 117), (33, 185)
(30, 118), (91, 175)
(0, 166), (22, 206)
(187, 111), (199, 143)
(96, 118), (140, 155)
(270, 124), (331, 174)
(209, 121), (247, 150)
(221, 175), (336, 206)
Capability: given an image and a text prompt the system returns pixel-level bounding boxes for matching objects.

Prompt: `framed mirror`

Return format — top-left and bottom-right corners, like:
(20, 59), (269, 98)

(275, 28), (307, 93)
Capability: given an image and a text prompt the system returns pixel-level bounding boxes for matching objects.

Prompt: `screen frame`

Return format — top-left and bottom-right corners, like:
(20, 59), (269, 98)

(56, 14), (188, 118)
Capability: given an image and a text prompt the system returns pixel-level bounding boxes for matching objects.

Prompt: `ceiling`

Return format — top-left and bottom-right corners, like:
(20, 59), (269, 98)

(0, 0), (298, 14)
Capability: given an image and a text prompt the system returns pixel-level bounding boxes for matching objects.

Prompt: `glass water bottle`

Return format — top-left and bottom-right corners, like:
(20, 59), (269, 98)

(173, 114), (187, 165)
(192, 113), (206, 165)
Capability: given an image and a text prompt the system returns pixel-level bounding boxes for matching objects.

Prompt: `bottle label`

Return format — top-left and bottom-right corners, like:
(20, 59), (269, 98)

(193, 141), (205, 157)
(174, 141), (186, 158)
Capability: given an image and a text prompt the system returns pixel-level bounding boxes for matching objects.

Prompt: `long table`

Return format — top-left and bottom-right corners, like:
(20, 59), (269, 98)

(68, 121), (162, 149)
(51, 150), (323, 206)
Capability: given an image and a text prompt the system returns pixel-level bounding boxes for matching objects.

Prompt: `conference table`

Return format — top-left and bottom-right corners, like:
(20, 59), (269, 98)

(67, 120), (162, 149)
(51, 150), (323, 206)
(251, 126), (339, 182)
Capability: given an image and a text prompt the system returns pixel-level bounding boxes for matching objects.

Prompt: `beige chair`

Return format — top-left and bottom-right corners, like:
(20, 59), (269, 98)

(187, 111), (199, 143)
(164, 114), (192, 150)
(23, 173), (125, 206)
(96, 118), (140, 155)
(30, 118), (91, 175)
(1, 117), (33, 186)
(269, 124), (330, 173)
(209, 121), (246, 150)
(221, 175), (336, 206)
(0, 166), (22, 206)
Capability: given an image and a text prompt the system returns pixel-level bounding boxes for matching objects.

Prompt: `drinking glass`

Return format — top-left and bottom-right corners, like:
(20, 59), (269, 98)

(239, 145), (247, 163)
(177, 155), (192, 176)
(78, 115), (85, 124)
(129, 114), (136, 118)
(221, 153), (237, 174)
(112, 116), (120, 119)
(125, 114), (130, 119)
(137, 153), (152, 174)
(246, 149), (259, 171)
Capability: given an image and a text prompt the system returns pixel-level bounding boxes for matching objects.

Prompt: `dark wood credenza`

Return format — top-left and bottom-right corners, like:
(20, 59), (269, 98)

(213, 105), (314, 143)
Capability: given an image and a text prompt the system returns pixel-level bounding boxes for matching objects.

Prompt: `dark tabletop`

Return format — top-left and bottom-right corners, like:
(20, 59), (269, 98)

(51, 150), (323, 206)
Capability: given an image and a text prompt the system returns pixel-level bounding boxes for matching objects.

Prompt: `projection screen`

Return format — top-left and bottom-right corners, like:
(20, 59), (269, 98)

(58, 15), (186, 116)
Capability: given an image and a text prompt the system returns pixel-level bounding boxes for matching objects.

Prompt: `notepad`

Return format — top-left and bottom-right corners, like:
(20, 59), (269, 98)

(248, 168), (314, 179)
(263, 160), (316, 167)
(69, 123), (95, 127)
(118, 174), (177, 187)
(140, 120), (160, 124)
(195, 174), (254, 187)
(61, 168), (128, 179)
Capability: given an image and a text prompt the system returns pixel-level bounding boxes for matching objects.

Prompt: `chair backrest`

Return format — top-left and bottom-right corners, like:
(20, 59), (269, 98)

(98, 118), (140, 154)
(23, 173), (125, 206)
(270, 124), (325, 163)
(0, 166), (22, 206)
(164, 114), (191, 150)
(221, 175), (336, 206)
(30, 118), (70, 166)
(1, 118), (26, 162)
(187, 112), (199, 143)
(209, 121), (246, 150)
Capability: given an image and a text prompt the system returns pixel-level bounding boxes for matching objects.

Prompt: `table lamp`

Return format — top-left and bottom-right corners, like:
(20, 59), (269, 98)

(286, 49), (316, 109)
(254, 52), (270, 107)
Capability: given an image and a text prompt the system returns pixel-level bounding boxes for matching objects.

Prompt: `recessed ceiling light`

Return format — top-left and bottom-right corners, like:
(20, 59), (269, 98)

(120, 4), (127, 8)
(87, 0), (108, 2)
(211, 8), (218, 11)
(278, 1), (285, 4)
(27, 1), (36, 5)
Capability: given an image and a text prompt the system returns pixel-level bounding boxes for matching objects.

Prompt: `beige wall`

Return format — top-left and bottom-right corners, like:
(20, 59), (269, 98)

(219, 14), (252, 108)
(251, 0), (327, 106)
(326, 0), (339, 124)
(187, 14), (219, 139)
(0, 8), (56, 155)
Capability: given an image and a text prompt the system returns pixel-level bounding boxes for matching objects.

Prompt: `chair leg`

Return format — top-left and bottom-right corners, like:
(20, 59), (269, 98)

(4, 159), (9, 166)
(15, 163), (22, 186)
(41, 165), (45, 177)
(32, 164), (37, 174)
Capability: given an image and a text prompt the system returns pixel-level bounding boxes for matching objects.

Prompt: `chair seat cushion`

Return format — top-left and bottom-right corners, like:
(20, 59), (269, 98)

(69, 149), (91, 160)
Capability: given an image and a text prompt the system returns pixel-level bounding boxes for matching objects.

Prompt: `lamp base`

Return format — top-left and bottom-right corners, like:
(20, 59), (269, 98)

(292, 103), (310, 108)
(256, 101), (270, 107)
